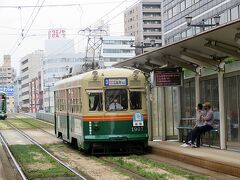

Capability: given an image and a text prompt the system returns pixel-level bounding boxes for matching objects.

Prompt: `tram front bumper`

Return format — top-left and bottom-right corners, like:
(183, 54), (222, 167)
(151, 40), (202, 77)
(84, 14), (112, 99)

(84, 134), (148, 142)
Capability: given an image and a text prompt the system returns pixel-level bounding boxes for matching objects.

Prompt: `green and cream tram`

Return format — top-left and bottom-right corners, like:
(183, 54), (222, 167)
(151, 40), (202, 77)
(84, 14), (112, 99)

(54, 68), (148, 154)
(0, 92), (7, 120)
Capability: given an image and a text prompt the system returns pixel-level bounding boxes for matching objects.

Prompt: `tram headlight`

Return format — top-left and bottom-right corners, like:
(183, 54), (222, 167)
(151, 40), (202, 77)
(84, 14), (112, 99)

(132, 70), (140, 80)
(92, 70), (98, 80)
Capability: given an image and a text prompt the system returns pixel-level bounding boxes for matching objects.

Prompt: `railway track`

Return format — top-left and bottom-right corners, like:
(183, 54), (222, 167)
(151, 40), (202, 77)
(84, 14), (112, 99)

(17, 118), (55, 138)
(97, 156), (148, 180)
(6, 114), (214, 179)
(0, 132), (27, 180)
(4, 120), (87, 180)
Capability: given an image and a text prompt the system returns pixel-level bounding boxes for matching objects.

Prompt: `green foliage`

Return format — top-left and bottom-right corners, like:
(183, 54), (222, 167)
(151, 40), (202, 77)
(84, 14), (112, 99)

(10, 144), (74, 179)
(0, 121), (11, 129)
(108, 156), (168, 180)
(11, 118), (53, 129)
(106, 155), (209, 180)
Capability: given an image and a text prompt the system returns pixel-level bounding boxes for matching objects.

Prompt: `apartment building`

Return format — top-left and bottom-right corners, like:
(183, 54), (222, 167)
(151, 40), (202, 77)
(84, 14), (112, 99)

(124, 0), (162, 54)
(0, 55), (12, 86)
(163, 0), (240, 44)
(20, 50), (44, 112)
(0, 55), (14, 112)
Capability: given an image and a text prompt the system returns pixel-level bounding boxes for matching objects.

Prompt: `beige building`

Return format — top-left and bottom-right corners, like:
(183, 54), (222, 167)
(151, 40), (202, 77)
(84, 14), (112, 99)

(0, 55), (14, 112)
(20, 50), (44, 112)
(0, 55), (12, 85)
(124, 0), (162, 54)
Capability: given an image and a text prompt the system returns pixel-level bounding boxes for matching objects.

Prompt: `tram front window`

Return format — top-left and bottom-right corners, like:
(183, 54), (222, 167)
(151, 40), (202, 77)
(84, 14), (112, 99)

(105, 89), (128, 111)
(130, 91), (142, 110)
(89, 93), (103, 111)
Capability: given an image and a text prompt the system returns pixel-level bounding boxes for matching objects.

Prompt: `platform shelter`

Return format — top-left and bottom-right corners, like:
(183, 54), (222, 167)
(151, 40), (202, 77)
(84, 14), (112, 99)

(114, 19), (240, 150)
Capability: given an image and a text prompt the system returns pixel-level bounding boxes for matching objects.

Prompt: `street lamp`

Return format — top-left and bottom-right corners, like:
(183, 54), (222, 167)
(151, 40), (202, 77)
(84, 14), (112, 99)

(130, 39), (155, 54)
(185, 15), (220, 31)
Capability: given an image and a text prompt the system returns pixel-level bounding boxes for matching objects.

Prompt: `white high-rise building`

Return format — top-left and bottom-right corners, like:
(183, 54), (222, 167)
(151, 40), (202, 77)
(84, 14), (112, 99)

(43, 28), (84, 112)
(101, 36), (135, 67)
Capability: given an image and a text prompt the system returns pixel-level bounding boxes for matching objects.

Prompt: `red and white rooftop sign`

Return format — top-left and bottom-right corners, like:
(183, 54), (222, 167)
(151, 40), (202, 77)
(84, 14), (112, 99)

(48, 29), (66, 39)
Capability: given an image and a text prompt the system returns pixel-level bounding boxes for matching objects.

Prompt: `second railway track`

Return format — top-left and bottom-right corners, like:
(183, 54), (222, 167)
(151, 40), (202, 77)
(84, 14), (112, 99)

(3, 120), (87, 180)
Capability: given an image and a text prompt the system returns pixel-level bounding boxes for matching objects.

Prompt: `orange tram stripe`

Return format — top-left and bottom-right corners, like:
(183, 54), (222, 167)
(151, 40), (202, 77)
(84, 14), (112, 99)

(83, 115), (148, 122)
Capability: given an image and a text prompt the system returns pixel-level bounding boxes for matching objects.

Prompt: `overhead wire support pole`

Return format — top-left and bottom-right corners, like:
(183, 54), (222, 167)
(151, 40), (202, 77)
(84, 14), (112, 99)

(79, 28), (107, 71)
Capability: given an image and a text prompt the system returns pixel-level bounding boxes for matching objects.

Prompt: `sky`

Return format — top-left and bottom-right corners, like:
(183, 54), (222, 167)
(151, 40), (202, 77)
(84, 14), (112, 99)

(0, 0), (138, 72)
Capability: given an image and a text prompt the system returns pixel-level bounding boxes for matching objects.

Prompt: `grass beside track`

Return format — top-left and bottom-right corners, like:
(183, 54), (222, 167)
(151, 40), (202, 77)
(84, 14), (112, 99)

(104, 155), (209, 180)
(9, 118), (53, 129)
(0, 121), (11, 129)
(10, 144), (75, 179)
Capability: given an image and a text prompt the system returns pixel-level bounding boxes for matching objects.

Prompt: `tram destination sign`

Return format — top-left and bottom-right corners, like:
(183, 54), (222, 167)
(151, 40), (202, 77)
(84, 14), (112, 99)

(154, 68), (183, 87)
(104, 78), (128, 86)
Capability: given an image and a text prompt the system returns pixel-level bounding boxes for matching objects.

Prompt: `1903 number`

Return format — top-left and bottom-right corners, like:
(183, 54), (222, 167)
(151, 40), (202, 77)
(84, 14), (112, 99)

(132, 127), (144, 132)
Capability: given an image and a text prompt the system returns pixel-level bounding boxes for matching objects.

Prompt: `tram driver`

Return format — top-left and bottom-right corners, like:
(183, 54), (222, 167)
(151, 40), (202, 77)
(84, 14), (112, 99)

(109, 98), (123, 111)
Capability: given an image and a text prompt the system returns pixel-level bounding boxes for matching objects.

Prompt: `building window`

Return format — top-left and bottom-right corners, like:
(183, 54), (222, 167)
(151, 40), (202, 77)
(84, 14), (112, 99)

(143, 12), (161, 17)
(21, 59), (28, 65)
(186, 28), (192, 37)
(143, 28), (161, 32)
(230, 6), (239, 21)
(180, 1), (186, 11)
(22, 67), (29, 73)
(186, 0), (191, 8)
(103, 49), (134, 54)
(167, 9), (173, 19)
(143, 4), (160, 9)
(173, 5), (179, 16)
(143, 20), (161, 24)
(144, 35), (161, 40)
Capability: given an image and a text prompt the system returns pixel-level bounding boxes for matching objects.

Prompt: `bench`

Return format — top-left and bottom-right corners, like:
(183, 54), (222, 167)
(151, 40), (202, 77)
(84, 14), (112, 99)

(177, 118), (195, 142)
(202, 128), (219, 147)
(177, 118), (219, 147)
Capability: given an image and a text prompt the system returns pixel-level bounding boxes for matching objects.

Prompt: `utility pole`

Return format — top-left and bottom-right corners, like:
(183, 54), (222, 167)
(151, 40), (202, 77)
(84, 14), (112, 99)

(79, 25), (108, 71)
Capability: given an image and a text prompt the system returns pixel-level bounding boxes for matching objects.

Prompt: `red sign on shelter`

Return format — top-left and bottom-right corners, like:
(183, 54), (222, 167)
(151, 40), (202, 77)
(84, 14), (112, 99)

(154, 68), (183, 86)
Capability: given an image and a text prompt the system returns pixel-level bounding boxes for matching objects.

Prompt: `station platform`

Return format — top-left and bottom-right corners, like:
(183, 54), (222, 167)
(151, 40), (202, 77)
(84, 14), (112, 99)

(149, 140), (240, 178)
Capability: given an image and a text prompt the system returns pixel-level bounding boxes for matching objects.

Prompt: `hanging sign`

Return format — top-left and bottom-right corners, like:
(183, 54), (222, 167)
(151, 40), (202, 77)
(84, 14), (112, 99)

(154, 68), (183, 86)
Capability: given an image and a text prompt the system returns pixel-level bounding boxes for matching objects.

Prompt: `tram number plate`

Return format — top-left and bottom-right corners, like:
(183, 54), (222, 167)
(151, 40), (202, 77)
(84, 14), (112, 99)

(132, 127), (144, 132)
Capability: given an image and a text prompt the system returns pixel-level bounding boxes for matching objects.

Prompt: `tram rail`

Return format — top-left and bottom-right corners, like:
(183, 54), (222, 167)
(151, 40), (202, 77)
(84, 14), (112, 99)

(98, 156), (148, 180)
(5, 120), (87, 180)
(0, 132), (27, 180)
(11, 113), (55, 138)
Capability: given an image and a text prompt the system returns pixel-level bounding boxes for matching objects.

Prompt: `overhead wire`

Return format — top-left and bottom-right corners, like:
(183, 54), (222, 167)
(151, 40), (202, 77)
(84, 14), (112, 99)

(10, 0), (46, 56)
(9, 0), (130, 60)
(8, 0), (42, 55)
(8, 0), (140, 62)
(44, 0), (140, 60)
(0, 1), (136, 8)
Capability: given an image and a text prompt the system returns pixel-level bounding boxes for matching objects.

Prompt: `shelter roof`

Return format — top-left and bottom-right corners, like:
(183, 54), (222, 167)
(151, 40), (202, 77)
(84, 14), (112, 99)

(114, 19), (240, 73)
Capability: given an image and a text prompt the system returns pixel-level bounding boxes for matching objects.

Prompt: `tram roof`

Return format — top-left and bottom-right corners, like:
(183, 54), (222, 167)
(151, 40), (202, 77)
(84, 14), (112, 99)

(113, 19), (240, 73)
(54, 67), (145, 90)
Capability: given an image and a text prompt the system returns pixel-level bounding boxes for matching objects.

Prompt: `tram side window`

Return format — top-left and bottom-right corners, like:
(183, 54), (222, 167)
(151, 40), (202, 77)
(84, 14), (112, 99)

(130, 91), (142, 110)
(105, 89), (128, 111)
(89, 93), (103, 111)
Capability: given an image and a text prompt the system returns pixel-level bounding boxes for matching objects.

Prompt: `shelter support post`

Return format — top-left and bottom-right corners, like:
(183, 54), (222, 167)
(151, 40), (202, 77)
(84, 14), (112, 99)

(158, 87), (166, 140)
(147, 77), (153, 141)
(195, 67), (201, 106)
(218, 62), (226, 150)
